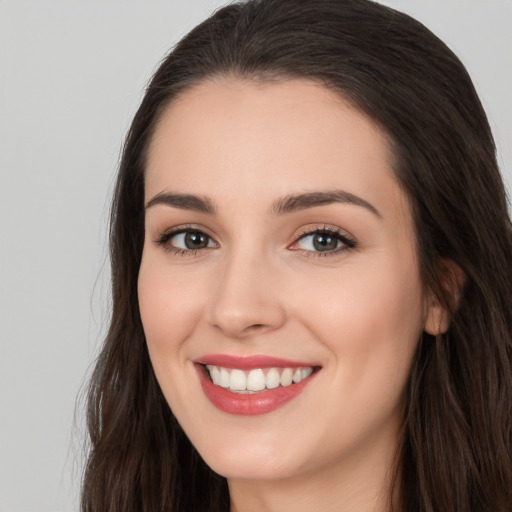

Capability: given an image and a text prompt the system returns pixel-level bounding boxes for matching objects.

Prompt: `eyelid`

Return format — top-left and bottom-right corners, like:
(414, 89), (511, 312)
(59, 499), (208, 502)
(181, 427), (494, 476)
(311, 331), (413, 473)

(153, 224), (219, 255)
(288, 225), (357, 256)
(152, 223), (356, 258)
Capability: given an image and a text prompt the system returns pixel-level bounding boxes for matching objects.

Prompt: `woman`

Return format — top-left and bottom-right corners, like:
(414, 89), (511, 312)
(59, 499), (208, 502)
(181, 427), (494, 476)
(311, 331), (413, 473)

(81, 0), (512, 510)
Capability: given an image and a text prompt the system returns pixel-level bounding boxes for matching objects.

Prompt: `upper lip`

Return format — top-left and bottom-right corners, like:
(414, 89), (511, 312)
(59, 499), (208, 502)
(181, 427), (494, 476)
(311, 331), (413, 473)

(194, 354), (320, 370)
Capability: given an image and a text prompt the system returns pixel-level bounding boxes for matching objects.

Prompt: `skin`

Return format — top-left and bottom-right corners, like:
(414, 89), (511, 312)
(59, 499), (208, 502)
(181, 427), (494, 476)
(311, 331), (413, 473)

(138, 78), (447, 512)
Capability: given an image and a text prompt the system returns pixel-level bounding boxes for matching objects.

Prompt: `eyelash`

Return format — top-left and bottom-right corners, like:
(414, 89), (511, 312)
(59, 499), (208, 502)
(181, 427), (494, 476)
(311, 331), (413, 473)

(292, 226), (357, 257)
(154, 225), (357, 258)
(154, 225), (215, 257)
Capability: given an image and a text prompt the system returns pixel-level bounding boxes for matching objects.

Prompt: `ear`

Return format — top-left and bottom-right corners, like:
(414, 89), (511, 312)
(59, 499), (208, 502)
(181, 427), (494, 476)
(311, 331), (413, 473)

(424, 259), (465, 336)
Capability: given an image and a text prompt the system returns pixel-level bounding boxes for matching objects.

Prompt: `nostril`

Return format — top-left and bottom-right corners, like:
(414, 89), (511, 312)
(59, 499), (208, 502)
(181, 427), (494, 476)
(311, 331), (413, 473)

(211, 322), (265, 334)
(247, 323), (266, 332)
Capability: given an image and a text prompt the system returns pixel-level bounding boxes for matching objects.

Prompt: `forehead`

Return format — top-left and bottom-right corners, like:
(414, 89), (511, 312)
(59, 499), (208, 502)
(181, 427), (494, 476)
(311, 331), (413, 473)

(145, 77), (409, 224)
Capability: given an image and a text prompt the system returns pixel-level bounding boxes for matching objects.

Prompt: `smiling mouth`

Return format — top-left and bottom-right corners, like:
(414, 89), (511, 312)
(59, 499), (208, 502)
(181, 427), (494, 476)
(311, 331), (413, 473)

(202, 365), (318, 394)
(195, 357), (321, 415)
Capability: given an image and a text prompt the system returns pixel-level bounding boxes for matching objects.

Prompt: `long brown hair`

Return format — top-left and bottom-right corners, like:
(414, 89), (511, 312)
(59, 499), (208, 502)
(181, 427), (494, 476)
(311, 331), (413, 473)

(81, 1), (512, 510)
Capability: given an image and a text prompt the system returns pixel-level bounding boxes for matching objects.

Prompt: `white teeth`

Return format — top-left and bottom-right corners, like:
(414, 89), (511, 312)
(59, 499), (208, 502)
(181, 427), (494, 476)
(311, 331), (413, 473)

(219, 367), (230, 388)
(301, 367), (313, 379)
(246, 369), (266, 391)
(208, 365), (220, 385)
(266, 368), (280, 389)
(280, 368), (293, 386)
(230, 369), (247, 391)
(205, 365), (316, 393)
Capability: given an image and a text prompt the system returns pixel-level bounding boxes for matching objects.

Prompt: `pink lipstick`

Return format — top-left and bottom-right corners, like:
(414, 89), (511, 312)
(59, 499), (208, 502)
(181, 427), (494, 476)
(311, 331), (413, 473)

(194, 354), (320, 416)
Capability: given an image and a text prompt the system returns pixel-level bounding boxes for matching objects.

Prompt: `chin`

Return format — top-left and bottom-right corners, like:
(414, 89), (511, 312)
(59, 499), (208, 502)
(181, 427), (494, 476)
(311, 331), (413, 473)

(180, 415), (319, 482)
(202, 444), (307, 482)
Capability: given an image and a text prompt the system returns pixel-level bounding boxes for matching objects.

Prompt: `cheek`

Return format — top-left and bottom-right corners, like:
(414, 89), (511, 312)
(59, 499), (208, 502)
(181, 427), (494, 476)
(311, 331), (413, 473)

(137, 252), (205, 364)
(294, 255), (424, 399)
(137, 253), (209, 424)
(299, 259), (423, 336)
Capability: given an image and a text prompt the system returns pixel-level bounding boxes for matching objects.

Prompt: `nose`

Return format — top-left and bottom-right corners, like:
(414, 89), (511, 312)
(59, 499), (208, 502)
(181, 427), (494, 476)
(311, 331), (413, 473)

(206, 250), (287, 339)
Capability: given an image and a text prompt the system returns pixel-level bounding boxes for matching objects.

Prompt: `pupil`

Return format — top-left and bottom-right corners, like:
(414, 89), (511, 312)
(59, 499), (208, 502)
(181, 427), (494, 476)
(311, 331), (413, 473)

(313, 234), (338, 251)
(185, 232), (208, 249)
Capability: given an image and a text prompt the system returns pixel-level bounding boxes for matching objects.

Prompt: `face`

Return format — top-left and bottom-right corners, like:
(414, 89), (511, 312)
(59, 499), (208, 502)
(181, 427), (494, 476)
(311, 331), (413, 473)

(138, 78), (431, 484)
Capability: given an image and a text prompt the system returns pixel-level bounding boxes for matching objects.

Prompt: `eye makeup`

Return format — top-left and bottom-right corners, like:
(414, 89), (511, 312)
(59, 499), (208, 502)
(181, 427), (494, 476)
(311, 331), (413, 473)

(289, 225), (357, 258)
(153, 222), (357, 259)
(153, 224), (218, 257)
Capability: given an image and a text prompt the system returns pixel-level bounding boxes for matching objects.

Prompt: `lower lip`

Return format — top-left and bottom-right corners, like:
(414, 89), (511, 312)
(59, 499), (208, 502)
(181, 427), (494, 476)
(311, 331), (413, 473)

(196, 365), (317, 416)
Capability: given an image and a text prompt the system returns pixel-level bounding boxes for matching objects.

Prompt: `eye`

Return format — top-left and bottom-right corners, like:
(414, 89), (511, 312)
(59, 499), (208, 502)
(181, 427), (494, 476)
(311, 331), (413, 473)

(155, 228), (217, 254)
(290, 227), (356, 256)
(172, 230), (215, 250)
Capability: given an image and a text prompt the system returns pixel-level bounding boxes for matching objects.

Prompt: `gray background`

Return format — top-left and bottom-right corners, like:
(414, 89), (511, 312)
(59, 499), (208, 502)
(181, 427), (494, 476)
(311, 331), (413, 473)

(1, 1), (510, 510)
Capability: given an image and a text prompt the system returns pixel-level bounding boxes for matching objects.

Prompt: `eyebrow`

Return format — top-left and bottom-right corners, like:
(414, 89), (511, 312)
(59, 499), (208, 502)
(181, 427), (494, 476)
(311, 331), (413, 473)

(145, 189), (381, 218)
(271, 190), (382, 218)
(145, 192), (216, 214)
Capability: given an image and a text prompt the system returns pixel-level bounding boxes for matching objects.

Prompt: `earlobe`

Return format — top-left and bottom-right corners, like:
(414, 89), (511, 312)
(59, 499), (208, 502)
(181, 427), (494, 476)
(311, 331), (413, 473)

(424, 259), (465, 336)
(424, 296), (451, 336)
